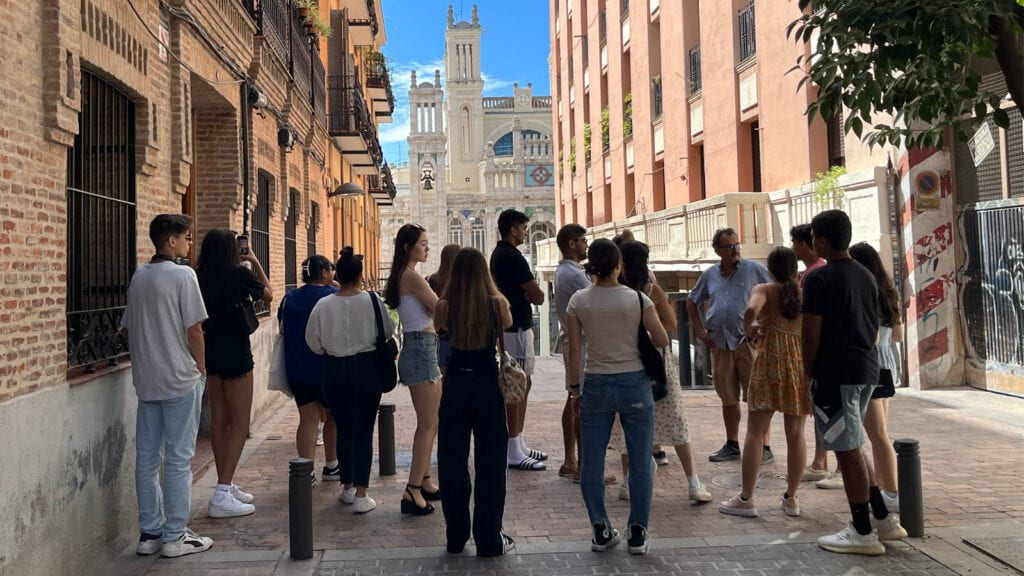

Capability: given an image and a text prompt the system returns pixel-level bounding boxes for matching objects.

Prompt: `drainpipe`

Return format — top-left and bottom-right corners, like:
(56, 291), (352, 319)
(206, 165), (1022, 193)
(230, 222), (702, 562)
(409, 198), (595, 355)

(241, 81), (252, 234)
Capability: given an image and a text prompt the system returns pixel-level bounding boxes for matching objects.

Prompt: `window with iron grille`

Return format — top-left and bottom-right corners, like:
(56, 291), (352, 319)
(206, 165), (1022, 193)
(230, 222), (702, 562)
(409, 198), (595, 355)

(599, 10), (607, 44)
(581, 35), (589, 68)
(738, 2), (756, 63)
(308, 201), (319, 258)
(827, 110), (846, 168)
(66, 70), (137, 371)
(285, 188), (299, 293)
(252, 171), (273, 315)
(652, 77), (663, 120)
(688, 46), (702, 94)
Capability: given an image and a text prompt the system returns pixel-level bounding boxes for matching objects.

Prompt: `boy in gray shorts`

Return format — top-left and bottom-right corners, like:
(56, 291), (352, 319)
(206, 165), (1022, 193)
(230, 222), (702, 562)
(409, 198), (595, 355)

(802, 210), (906, 556)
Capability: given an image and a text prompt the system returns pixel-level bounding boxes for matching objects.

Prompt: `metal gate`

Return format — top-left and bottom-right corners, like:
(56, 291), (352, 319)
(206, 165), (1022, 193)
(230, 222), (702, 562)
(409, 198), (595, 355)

(958, 202), (1024, 381)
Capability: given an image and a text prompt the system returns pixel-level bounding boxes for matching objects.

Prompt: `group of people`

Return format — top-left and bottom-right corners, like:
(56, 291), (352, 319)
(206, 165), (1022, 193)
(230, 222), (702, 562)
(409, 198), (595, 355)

(122, 207), (907, 560)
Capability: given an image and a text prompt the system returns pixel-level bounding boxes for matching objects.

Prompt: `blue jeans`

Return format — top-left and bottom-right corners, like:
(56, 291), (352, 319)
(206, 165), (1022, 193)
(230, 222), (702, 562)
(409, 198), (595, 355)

(579, 370), (654, 529)
(135, 380), (204, 542)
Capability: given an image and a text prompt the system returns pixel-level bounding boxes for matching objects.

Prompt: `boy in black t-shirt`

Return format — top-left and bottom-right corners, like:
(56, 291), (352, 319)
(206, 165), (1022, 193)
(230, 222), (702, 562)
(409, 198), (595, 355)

(802, 210), (905, 556)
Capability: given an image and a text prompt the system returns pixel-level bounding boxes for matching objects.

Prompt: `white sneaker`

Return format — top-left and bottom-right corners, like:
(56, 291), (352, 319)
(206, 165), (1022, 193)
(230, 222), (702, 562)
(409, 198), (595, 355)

(871, 514), (908, 541)
(781, 494), (801, 516)
(208, 492), (256, 518)
(352, 495), (378, 514)
(160, 529), (213, 558)
(231, 484), (255, 504)
(688, 481), (712, 503)
(338, 487), (357, 504)
(817, 523), (886, 556)
(816, 474), (845, 490)
(882, 491), (900, 512)
(136, 532), (163, 556)
(618, 483), (630, 501)
(718, 493), (758, 517)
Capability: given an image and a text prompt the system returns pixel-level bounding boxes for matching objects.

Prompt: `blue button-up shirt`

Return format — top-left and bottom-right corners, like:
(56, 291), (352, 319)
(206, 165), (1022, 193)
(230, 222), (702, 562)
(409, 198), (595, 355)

(688, 259), (773, 350)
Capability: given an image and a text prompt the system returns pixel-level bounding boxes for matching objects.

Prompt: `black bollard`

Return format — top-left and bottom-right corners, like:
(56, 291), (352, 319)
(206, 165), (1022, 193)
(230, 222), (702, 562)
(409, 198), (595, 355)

(288, 458), (314, 560)
(894, 438), (924, 537)
(378, 403), (396, 476)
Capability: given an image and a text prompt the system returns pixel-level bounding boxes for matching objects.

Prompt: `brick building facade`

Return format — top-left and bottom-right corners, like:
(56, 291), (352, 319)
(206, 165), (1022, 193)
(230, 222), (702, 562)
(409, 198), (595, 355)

(0, 0), (395, 573)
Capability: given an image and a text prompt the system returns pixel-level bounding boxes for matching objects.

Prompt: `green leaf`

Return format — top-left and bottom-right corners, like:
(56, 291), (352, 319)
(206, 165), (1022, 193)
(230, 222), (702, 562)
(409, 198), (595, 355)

(975, 102), (987, 119)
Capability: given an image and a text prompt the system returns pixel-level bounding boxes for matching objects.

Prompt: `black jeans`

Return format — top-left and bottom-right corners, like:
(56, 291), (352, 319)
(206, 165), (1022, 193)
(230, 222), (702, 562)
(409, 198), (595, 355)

(437, 363), (508, 555)
(321, 352), (382, 487)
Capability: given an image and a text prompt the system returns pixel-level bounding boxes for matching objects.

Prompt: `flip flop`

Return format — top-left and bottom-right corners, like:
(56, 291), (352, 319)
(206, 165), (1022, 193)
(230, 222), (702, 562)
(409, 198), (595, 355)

(527, 448), (549, 461)
(508, 457), (546, 471)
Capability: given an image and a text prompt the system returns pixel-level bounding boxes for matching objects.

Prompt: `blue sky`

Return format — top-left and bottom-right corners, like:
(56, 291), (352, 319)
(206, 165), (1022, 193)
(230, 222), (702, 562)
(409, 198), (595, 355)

(378, 1), (552, 165)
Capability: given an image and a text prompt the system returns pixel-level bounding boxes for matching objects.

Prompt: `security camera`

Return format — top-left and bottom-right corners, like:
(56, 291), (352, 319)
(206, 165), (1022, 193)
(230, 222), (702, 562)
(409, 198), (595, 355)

(278, 127), (297, 149)
(248, 87), (268, 109)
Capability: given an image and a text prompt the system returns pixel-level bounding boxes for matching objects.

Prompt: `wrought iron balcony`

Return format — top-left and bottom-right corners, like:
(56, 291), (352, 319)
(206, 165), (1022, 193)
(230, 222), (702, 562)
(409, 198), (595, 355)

(255, 0), (289, 68)
(328, 74), (381, 174)
(288, 2), (312, 108)
(312, 43), (326, 127)
(688, 46), (703, 95)
(365, 51), (395, 120)
(366, 163), (396, 206)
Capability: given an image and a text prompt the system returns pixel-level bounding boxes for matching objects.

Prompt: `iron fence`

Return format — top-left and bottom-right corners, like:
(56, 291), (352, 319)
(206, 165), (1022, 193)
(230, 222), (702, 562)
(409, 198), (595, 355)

(66, 70), (137, 370)
(288, 3), (312, 110)
(258, 0), (289, 67)
(652, 78), (663, 119)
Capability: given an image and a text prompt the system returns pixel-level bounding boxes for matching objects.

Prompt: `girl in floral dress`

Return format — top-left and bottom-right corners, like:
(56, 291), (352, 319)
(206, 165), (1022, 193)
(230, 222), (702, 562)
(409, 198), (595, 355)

(719, 246), (810, 518)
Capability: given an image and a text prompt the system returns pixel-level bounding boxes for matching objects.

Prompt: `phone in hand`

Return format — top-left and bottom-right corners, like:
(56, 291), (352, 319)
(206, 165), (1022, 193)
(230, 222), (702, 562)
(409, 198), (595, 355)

(237, 234), (250, 256)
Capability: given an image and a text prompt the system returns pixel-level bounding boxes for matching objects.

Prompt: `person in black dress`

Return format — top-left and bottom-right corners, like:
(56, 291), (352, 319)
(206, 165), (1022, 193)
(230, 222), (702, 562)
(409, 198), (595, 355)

(196, 229), (272, 518)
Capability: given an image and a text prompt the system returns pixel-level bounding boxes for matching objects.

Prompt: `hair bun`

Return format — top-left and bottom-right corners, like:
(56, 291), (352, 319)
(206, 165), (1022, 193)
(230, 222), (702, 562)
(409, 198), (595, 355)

(340, 246), (355, 260)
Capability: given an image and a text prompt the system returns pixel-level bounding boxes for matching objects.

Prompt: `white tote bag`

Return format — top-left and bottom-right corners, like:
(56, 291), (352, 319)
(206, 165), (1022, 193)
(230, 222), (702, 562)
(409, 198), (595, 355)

(268, 323), (293, 398)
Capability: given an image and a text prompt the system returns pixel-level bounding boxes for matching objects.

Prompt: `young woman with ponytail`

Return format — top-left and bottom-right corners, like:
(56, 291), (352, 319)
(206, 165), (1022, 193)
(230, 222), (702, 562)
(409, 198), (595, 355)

(719, 246), (810, 519)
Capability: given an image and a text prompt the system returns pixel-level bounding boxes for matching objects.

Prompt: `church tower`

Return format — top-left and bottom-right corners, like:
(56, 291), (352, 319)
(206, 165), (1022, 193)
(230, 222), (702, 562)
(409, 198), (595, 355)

(407, 68), (447, 269)
(444, 4), (484, 195)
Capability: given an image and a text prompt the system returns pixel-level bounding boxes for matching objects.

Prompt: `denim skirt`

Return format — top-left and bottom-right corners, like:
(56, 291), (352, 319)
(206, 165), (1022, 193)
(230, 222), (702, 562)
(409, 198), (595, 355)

(398, 331), (441, 386)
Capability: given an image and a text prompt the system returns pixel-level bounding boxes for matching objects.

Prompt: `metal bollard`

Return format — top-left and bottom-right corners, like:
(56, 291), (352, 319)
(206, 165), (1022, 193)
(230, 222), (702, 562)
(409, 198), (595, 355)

(894, 438), (924, 537)
(288, 458), (314, 560)
(378, 403), (396, 476)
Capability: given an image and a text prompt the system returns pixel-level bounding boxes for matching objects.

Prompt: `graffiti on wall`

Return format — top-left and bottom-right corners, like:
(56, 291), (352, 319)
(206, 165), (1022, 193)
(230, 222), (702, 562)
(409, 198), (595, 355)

(959, 204), (1024, 368)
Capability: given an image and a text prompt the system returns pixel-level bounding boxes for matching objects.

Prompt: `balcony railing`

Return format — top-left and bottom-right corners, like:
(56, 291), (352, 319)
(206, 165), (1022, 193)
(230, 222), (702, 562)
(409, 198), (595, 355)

(483, 97), (515, 109)
(688, 46), (702, 94)
(365, 51), (395, 114)
(288, 3), (311, 108)
(532, 96), (552, 108)
(738, 1), (756, 63)
(255, 0), (289, 67)
(328, 75), (369, 133)
(312, 43), (326, 126)
(652, 78), (663, 120)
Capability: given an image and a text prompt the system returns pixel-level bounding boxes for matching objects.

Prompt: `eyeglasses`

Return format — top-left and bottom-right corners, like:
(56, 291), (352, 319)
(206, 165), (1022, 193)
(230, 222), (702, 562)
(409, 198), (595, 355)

(717, 243), (742, 252)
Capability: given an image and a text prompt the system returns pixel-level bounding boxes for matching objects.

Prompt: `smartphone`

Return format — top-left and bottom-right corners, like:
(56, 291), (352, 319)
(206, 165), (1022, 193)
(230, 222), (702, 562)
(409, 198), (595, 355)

(237, 234), (249, 256)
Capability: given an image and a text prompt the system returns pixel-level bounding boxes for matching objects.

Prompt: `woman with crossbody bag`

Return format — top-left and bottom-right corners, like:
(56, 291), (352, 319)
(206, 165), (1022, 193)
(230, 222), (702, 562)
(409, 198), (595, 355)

(305, 248), (394, 514)
(565, 239), (668, 556)
(435, 248), (516, 557)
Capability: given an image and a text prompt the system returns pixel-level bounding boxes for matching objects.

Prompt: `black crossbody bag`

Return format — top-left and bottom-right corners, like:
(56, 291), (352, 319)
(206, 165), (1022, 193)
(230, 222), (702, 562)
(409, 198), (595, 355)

(370, 292), (399, 393)
(635, 291), (667, 401)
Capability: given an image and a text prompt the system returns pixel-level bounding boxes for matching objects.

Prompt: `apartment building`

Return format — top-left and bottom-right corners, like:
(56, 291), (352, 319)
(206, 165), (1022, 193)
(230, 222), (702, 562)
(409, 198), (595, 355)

(544, 0), (1024, 395)
(0, 0), (395, 573)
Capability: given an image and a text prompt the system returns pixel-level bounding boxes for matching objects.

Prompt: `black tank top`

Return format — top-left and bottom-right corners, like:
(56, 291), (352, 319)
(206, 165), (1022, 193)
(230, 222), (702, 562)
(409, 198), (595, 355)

(447, 300), (499, 374)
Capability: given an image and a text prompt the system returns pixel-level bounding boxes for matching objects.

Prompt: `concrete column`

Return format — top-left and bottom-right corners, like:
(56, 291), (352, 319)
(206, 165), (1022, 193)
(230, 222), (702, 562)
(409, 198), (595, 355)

(898, 147), (963, 389)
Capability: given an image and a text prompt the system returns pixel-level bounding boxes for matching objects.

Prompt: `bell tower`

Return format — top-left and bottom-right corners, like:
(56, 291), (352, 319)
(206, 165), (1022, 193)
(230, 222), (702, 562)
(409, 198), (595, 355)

(444, 4), (484, 195)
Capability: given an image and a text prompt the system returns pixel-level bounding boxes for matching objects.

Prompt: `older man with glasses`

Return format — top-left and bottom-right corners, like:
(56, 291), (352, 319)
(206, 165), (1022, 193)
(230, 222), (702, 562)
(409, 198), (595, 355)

(686, 228), (774, 464)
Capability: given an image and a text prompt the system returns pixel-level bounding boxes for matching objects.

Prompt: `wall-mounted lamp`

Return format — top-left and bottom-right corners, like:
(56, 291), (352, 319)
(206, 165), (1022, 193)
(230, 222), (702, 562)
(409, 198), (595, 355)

(330, 182), (365, 198)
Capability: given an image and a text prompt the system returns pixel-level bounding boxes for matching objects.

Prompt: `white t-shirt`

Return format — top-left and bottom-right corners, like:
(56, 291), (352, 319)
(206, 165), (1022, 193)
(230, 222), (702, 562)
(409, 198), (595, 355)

(306, 292), (396, 358)
(121, 262), (208, 401)
(566, 284), (653, 374)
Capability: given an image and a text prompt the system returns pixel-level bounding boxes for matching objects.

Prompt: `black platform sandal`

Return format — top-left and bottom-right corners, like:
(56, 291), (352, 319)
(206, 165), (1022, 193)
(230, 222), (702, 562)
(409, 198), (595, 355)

(400, 485), (435, 515)
(421, 475), (442, 501)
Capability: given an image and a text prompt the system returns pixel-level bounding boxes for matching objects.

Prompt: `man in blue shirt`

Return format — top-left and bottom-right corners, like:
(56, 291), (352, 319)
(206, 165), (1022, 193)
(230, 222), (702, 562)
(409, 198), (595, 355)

(686, 228), (774, 463)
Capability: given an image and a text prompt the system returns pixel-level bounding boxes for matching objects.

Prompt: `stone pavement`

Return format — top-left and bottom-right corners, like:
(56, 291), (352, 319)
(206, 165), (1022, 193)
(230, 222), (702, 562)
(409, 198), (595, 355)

(106, 356), (1024, 576)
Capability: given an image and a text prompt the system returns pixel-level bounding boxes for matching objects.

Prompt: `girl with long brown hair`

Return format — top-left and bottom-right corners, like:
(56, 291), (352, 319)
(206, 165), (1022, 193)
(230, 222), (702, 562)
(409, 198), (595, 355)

(384, 224), (442, 514)
(427, 244), (461, 374)
(720, 246), (809, 518)
(435, 248), (515, 557)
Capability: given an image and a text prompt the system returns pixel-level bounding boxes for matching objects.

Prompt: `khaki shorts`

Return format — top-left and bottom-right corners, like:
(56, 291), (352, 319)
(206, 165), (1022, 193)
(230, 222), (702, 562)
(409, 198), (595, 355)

(711, 341), (755, 407)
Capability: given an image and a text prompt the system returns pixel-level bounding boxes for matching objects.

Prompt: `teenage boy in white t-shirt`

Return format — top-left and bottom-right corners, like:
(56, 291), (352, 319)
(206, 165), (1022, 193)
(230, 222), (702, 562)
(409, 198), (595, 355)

(121, 214), (212, 558)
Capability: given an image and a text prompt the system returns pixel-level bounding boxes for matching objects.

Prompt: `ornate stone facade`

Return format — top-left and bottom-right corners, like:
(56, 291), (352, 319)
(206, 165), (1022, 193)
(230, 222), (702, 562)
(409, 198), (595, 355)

(380, 5), (556, 277)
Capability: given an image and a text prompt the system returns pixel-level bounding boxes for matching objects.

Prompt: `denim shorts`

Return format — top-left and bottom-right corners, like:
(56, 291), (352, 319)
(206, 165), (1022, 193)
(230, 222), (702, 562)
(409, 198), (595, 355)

(398, 331), (441, 386)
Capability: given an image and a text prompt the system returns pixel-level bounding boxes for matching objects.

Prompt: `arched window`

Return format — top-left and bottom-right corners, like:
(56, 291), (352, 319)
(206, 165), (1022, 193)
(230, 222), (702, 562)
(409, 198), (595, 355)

(494, 129), (544, 156)
(527, 220), (554, 264)
(470, 218), (486, 251)
(461, 107), (471, 155)
(448, 218), (464, 246)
